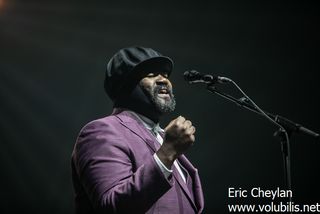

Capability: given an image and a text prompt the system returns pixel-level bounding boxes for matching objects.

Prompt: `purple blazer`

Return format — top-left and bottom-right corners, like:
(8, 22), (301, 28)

(71, 110), (204, 213)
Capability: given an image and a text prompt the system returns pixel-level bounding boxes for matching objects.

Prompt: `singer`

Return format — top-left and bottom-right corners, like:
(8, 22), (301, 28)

(71, 47), (204, 214)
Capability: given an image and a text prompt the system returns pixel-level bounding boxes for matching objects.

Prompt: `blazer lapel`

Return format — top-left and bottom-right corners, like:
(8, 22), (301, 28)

(171, 162), (198, 212)
(115, 111), (157, 153)
(178, 155), (204, 213)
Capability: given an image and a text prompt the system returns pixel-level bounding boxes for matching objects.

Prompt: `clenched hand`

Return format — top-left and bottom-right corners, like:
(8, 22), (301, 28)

(156, 116), (196, 168)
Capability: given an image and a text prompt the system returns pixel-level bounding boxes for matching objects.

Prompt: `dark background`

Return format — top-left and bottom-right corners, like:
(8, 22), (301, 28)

(1, 0), (319, 213)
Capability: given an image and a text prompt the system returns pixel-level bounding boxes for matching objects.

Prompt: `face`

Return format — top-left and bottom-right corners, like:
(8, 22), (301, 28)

(139, 72), (176, 113)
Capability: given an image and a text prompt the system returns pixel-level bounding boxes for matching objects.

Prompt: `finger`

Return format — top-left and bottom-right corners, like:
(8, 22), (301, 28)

(168, 118), (177, 127)
(190, 134), (195, 143)
(190, 126), (196, 134)
(164, 119), (175, 131)
(176, 116), (186, 124)
(183, 120), (192, 128)
(186, 126), (196, 135)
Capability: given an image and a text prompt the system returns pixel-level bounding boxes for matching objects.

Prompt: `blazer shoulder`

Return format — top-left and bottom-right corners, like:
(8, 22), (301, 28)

(74, 115), (131, 156)
(79, 115), (122, 134)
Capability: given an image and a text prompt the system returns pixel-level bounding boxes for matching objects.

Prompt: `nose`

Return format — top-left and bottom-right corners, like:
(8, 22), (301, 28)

(155, 74), (169, 85)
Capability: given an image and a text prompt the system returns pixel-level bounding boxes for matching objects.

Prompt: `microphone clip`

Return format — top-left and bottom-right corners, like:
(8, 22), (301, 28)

(183, 70), (231, 85)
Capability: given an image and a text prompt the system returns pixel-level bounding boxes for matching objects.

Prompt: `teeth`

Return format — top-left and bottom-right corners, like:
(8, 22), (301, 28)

(159, 89), (167, 94)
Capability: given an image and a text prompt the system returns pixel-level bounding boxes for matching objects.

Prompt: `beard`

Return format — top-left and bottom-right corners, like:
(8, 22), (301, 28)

(142, 84), (176, 114)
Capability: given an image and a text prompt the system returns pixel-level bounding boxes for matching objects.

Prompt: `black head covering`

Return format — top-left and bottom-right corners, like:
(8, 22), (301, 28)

(104, 47), (174, 122)
(104, 46), (173, 101)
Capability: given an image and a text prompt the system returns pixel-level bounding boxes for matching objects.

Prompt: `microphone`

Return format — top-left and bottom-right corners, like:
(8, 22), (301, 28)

(183, 70), (231, 84)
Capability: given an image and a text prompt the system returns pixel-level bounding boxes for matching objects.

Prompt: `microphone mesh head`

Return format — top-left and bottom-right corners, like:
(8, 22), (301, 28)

(183, 70), (200, 81)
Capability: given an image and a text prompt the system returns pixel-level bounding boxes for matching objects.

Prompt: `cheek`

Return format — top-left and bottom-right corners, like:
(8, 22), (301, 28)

(166, 83), (173, 93)
(140, 79), (154, 91)
(139, 84), (152, 97)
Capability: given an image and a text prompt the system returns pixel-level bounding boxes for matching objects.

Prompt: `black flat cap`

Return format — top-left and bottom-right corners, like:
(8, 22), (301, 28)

(104, 46), (174, 101)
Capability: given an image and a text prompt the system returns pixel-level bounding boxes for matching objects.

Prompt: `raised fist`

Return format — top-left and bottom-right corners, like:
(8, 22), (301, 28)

(156, 116), (196, 168)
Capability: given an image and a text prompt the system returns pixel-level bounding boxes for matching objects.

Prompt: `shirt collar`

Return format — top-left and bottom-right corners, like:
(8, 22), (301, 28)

(113, 108), (163, 134)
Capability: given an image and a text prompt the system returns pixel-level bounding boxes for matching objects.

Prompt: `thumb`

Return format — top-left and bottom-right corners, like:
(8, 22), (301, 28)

(164, 116), (181, 131)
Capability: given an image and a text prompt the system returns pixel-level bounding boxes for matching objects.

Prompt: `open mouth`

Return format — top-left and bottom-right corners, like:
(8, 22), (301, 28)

(157, 88), (170, 99)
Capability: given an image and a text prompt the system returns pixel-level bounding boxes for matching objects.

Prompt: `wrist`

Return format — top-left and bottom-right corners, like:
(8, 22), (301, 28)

(156, 145), (178, 168)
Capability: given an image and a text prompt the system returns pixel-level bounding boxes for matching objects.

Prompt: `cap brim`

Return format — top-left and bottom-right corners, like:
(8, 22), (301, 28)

(132, 56), (174, 78)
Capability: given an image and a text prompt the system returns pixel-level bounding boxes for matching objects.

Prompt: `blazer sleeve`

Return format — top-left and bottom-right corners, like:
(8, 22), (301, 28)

(72, 119), (173, 213)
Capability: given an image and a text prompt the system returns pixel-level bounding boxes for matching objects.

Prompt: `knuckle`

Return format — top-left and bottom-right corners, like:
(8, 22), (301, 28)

(181, 126), (187, 133)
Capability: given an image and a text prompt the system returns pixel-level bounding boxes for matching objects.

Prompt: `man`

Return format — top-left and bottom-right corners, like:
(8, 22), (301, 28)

(71, 47), (204, 213)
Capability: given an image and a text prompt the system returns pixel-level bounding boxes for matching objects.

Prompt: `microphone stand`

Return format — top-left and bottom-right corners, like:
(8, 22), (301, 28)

(206, 85), (319, 139)
(206, 85), (295, 189)
(191, 79), (319, 208)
